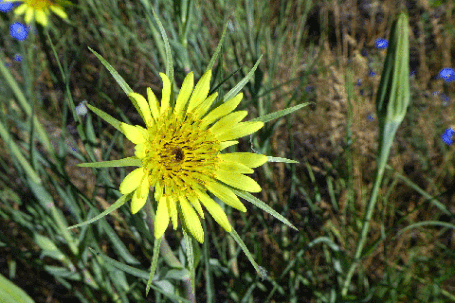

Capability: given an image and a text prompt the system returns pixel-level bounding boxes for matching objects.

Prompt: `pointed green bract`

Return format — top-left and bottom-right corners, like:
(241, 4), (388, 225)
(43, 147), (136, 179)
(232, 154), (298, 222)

(183, 229), (196, 293)
(250, 103), (311, 123)
(86, 104), (122, 132)
(206, 23), (228, 71)
(77, 157), (142, 168)
(67, 193), (132, 229)
(267, 156), (299, 164)
(233, 189), (298, 230)
(146, 237), (163, 296)
(230, 229), (268, 279)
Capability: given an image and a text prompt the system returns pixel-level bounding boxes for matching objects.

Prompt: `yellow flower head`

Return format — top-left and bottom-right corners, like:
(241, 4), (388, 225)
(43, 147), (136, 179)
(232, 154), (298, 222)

(8, 0), (68, 27)
(119, 70), (266, 243)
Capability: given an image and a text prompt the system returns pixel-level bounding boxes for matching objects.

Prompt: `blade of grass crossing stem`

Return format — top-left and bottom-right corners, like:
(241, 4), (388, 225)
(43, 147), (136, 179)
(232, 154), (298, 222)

(341, 12), (410, 297)
(86, 104), (122, 132)
(250, 103), (311, 123)
(78, 157), (142, 168)
(146, 237), (162, 296)
(183, 229), (196, 292)
(230, 229), (268, 279)
(223, 55), (263, 102)
(206, 23), (228, 72)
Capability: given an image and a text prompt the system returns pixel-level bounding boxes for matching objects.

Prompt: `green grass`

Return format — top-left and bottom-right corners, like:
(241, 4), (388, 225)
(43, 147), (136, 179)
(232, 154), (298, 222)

(1, 0), (455, 302)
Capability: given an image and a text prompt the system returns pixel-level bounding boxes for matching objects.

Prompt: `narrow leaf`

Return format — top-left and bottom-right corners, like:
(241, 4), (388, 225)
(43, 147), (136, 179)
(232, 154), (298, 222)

(267, 156), (299, 164)
(78, 157), (142, 168)
(151, 9), (174, 84)
(68, 193), (132, 229)
(250, 103), (311, 123)
(183, 229), (195, 292)
(206, 23), (228, 71)
(86, 104), (122, 132)
(233, 189), (298, 231)
(230, 229), (268, 279)
(146, 237), (162, 296)
(223, 55), (263, 102)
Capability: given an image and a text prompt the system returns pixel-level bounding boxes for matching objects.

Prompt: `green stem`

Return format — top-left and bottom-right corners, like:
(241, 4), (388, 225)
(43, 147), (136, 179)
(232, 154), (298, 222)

(341, 121), (399, 297)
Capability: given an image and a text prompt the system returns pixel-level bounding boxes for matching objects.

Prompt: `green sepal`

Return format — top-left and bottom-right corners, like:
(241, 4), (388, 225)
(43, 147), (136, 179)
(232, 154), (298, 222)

(78, 157), (142, 168)
(251, 103), (311, 123)
(146, 237), (163, 296)
(267, 156), (299, 164)
(206, 23), (228, 72)
(68, 192), (132, 229)
(229, 228), (268, 279)
(86, 104), (122, 132)
(232, 189), (298, 231)
(183, 229), (196, 293)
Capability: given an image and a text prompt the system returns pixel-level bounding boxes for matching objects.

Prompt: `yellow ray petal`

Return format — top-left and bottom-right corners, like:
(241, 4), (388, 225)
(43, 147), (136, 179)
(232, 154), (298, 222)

(130, 175), (150, 214)
(147, 87), (160, 121)
(215, 170), (261, 192)
(154, 196), (170, 239)
(218, 159), (253, 174)
(159, 73), (171, 115)
(119, 123), (147, 144)
(218, 152), (268, 168)
(220, 140), (238, 151)
(188, 195), (204, 219)
(174, 72), (194, 116)
(216, 121), (264, 142)
(50, 5), (67, 19)
(25, 7), (34, 24)
(204, 180), (246, 212)
(134, 143), (146, 159)
(191, 92), (218, 120)
(14, 4), (27, 15)
(209, 111), (248, 134)
(119, 167), (145, 194)
(196, 190), (232, 232)
(179, 196), (204, 243)
(35, 10), (48, 27)
(186, 70), (211, 113)
(200, 93), (243, 129)
(128, 92), (152, 127)
(167, 196), (178, 230)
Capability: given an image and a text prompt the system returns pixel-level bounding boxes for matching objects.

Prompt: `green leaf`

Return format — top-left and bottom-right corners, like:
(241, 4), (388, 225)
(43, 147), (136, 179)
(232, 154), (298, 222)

(68, 193), (132, 229)
(267, 156), (299, 164)
(250, 103), (311, 123)
(398, 221), (455, 235)
(223, 55), (263, 102)
(78, 157), (142, 168)
(183, 229), (195, 292)
(151, 9), (174, 85)
(229, 229), (267, 279)
(146, 237), (162, 296)
(0, 273), (35, 303)
(232, 189), (298, 231)
(88, 47), (133, 96)
(206, 23), (228, 71)
(86, 104), (122, 132)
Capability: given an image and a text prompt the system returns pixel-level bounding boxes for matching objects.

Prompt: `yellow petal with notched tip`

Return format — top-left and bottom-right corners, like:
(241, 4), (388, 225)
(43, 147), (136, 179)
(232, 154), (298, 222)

(218, 159), (254, 174)
(25, 7), (34, 24)
(159, 73), (171, 115)
(188, 195), (204, 219)
(204, 180), (246, 212)
(191, 92), (218, 120)
(215, 170), (261, 192)
(120, 123), (147, 144)
(218, 152), (268, 168)
(50, 5), (67, 19)
(131, 189), (148, 214)
(167, 196), (178, 230)
(154, 196), (170, 239)
(174, 72), (194, 116)
(14, 4), (27, 15)
(209, 111), (248, 134)
(179, 196), (204, 243)
(134, 143), (146, 159)
(128, 92), (152, 127)
(216, 121), (264, 142)
(35, 10), (48, 27)
(187, 70), (211, 113)
(196, 190), (232, 232)
(119, 167), (145, 194)
(147, 87), (160, 121)
(200, 93), (243, 129)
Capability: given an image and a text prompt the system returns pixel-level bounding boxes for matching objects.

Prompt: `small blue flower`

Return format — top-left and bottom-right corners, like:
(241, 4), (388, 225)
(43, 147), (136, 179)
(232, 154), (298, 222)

(440, 93), (450, 106)
(442, 128), (455, 145)
(0, 0), (13, 12)
(361, 49), (368, 57)
(410, 70), (416, 77)
(305, 86), (314, 92)
(375, 38), (388, 50)
(356, 79), (362, 86)
(368, 70), (376, 77)
(10, 22), (28, 41)
(4, 63), (11, 68)
(438, 68), (455, 82)
(367, 114), (374, 121)
(432, 91), (439, 96)
(360, 89), (364, 96)
(14, 54), (22, 62)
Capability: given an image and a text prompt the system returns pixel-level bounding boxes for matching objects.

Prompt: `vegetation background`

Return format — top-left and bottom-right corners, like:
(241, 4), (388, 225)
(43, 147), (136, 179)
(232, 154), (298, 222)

(1, 0), (455, 302)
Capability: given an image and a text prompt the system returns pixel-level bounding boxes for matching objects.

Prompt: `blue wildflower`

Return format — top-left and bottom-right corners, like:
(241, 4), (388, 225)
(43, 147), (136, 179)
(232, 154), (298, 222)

(438, 68), (455, 82)
(10, 22), (28, 41)
(367, 114), (374, 121)
(440, 93), (450, 106)
(369, 70), (376, 77)
(14, 54), (22, 62)
(0, 0), (13, 12)
(432, 91), (439, 96)
(375, 38), (388, 50)
(442, 128), (455, 145)
(356, 79), (362, 86)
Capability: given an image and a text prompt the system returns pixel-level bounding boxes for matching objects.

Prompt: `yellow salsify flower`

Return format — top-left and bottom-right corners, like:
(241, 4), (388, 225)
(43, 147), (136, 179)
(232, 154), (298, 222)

(118, 70), (266, 243)
(7, 0), (68, 27)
